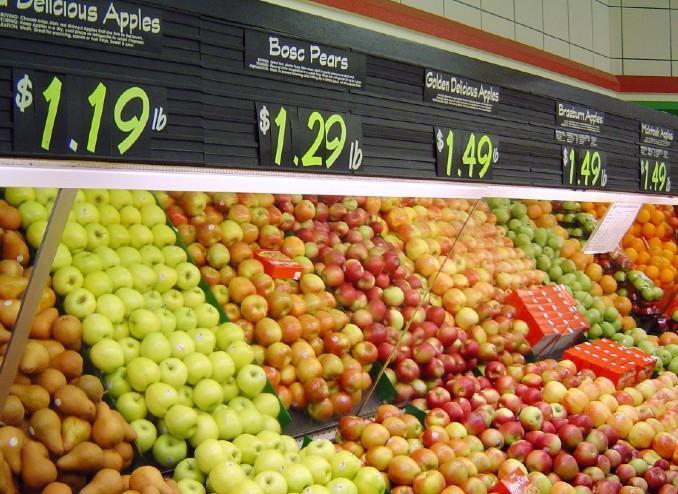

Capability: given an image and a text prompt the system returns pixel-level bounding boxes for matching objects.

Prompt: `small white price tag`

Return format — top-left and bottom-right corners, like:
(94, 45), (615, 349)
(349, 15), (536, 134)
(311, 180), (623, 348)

(583, 203), (641, 254)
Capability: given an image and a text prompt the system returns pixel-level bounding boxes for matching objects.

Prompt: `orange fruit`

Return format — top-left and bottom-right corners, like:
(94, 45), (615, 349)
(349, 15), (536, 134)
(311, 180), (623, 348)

(651, 209), (665, 225)
(599, 275), (617, 295)
(585, 263), (603, 282)
(621, 316), (636, 331)
(636, 207), (651, 224)
(660, 268), (675, 284)
(614, 297), (632, 316)
(624, 248), (638, 262)
(590, 283), (603, 296)
(642, 223), (656, 238)
(645, 265), (660, 280)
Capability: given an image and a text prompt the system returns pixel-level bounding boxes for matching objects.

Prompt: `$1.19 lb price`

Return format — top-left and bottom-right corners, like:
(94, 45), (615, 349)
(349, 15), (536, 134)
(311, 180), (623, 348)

(434, 126), (498, 180)
(562, 146), (608, 188)
(640, 159), (672, 193)
(13, 70), (167, 158)
(256, 102), (363, 173)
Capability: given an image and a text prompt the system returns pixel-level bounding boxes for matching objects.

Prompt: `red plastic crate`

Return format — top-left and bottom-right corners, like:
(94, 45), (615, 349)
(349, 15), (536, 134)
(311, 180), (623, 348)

(254, 250), (303, 280)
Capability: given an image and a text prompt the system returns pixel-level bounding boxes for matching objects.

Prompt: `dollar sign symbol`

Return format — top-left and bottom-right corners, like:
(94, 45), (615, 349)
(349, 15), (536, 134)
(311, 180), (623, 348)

(259, 105), (270, 136)
(436, 128), (444, 153)
(15, 74), (33, 113)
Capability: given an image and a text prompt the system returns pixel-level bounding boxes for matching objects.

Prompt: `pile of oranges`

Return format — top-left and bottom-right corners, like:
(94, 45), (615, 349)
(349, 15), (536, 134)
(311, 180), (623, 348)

(622, 205), (678, 290)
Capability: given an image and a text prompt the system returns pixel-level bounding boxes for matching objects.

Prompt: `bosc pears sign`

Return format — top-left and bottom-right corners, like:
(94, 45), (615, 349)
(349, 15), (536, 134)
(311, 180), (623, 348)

(0, 0), (162, 52)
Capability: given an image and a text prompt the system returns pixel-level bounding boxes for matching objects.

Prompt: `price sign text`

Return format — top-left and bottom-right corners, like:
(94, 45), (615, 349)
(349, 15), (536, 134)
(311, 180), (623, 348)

(562, 146), (608, 188)
(640, 159), (672, 193)
(434, 126), (498, 180)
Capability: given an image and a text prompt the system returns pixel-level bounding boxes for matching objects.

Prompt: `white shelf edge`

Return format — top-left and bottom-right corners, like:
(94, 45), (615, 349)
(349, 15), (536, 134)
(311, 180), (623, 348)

(1, 159), (676, 205)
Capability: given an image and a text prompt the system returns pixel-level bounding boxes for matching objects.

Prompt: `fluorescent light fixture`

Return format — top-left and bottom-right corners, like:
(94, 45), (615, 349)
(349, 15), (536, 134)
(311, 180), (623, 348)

(1, 158), (676, 205)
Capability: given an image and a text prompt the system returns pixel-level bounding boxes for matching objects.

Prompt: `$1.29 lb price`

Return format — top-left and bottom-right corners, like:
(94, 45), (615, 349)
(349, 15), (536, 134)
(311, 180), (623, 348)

(562, 146), (608, 188)
(434, 126), (498, 180)
(256, 102), (363, 173)
(13, 70), (167, 158)
(640, 159), (672, 193)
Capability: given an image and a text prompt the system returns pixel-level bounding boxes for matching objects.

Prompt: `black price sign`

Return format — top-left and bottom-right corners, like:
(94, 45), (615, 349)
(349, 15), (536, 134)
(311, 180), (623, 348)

(13, 70), (166, 159)
(562, 146), (608, 188)
(640, 159), (672, 193)
(256, 103), (363, 173)
(434, 127), (498, 180)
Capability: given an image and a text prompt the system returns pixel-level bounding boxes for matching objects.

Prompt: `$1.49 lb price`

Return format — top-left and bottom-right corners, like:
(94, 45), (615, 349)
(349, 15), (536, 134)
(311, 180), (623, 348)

(640, 159), (672, 193)
(562, 146), (608, 188)
(13, 70), (167, 158)
(256, 102), (363, 173)
(434, 126), (498, 180)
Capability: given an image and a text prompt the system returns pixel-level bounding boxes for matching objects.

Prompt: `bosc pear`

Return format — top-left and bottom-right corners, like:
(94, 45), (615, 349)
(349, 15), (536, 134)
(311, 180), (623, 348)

(29, 408), (64, 455)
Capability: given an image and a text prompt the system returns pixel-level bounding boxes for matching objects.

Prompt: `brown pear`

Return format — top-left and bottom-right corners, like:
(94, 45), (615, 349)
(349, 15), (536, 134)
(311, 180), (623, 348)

(42, 482), (73, 494)
(73, 375), (104, 403)
(56, 441), (103, 471)
(0, 322), (10, 344)
(51, 315), (82, 351)
(92, 401), (124, 448)
(112, 410), (136, 442)
(80, 468), (124, 494)
(53, 385), (95, 420)
(142, 487), (161, 494)
(2, 231), (29, 266)
(122, 474), (130, 491)
(129, 466), (174, 494)
(56, 472), (87, 492)
(122, 491), (141, 494)
(12, 372), (31, 384)
(0, 448), (18, 494)
(101, 449), (123, 470)
(115, 441), (134, 469)
(0, 274), (28, 300)
(29, 307), (58, 339)
(0, 299), (20, 328)
(0, 260), (22, 277)
(39, 286), (56, 311)
(32, 368), (66, 396)
(0, 426), (24, 474)
(0, 202), (21, 230)
(21, 440), (58, 489)
(29, 408), (64, 455)
(61, 416), (91, 452)
(164, 479), (180, 494)
(37, 339), (65, 360)
(50, 350), (83, 380)
(10, 384), (50, 413)
(19, 340), (50, 375)
(1, 395), (24, 426)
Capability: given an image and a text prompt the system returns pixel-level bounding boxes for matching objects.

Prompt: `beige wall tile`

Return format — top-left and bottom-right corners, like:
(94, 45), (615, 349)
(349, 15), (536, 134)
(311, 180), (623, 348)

(516, 0), (544, 29)
(622, 7), (671, 59)
(544, 0), (571, 40)
(444, 0), (482, 27)
(401, 0), (445, 15)
(482, 11), (516, 37)
(516, 24), (545, 48)
(624, 58), (672, 75)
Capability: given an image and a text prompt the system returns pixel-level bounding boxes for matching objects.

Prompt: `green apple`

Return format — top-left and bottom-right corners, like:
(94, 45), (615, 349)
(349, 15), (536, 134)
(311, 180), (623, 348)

(128, 263), (157, 292)
(303, 440), (335, 460)
(18, 200), (47, 228)
(206, 244), (231, 269)
(167, 331), (194, 359)
(236, 364), (267, 399)
(182, 287), (206, 308)
(145, 382), (179, 418)
(83, 271), (114, 297)
(253, 393), (280, 418)
(255, 471), (287, 494)
(153, 433), (188, 468)
(165, 404), (199, 439)
(52, 266), (84, 296)
(117, 246), (142, 266)
(352, 466), (385, 494)
(61, 222), (88, 251)
(108, 224), (130, 248)
(195, 438), (228, 475)
(162, 245), (187, 267)
(4, 187), (35, 206)
(302, 455), (332, 485)
(189, 413), (220, 448)
(118, 337), (140, 363)
(209, 459), (247, 493)
(209, 351), (235, 382)
(109, 189), (133, 209)
(26, 220), (47, 248)
(233, 434), (264, 465)
(175, 307), (198, 332)
(154, 264), (178, 293)
(212, 405), (243, 441)
(183, 352), (213, 385)
(154, 307), (177, 334)
(132, 190), (155, 208)
(193, 378), (224, 412)
(129, 224), (154, 249)
(97, 203), (121, 225)
(117, 391), (148, 422)
(107, 265), (133, 290)
(174, 458), (206, 483)
(141, 203), (166, 227)
(72, 201), (100, 225)
(195, 303), (221, 328)
(281, 463), (313, 493)
(177, 262), (202, 290)
(51, 243), (72, 273)
(116, 287), (145, 316)
(139, 244), (165, 266)
(285, 451), (301, 464)
(126, 356), (161, 392)
(159, 357), (188, 388)
(304, 485), (331, 494)
(329, 451), (361, 480)
(215, 322), (245, 350)
(89, 338), (124, 373)
(113, 321), (129, 339)
(256, 430), (283, 452)
(177, 479), (206, 494)
(261, 416), (281, 434)
(227, 341), (254, 370)
(104, 368), (131, 398)
(254, 449), (286, 474)
(326, 478), (357, 494)
(81, 312), (113, 345)
(35, 187), (57, 205)
(140, 332), (171, 363)
(152, 224), (176, 248)
(211, 285), (229, 305)
(144, 290), (164, 310)
(238, 408), (264, 435)
(93, 246), (120, 269)
(85, 223), (110, 250)
(96, 293), (126, 323)
(280, 435), (297, 453)
(120, 205), (142, 226)
(130, 418), (157, 454)
(189, 328), (216, 355)
(84, 189), (109, 205)
(177, 385), (194, 407)
(163, 289), (185, 311)
(72, 251), (103, 275)
(221, 377), (240, 402)
(229, 397), (254, 412)
(128, 308), (161, 339)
